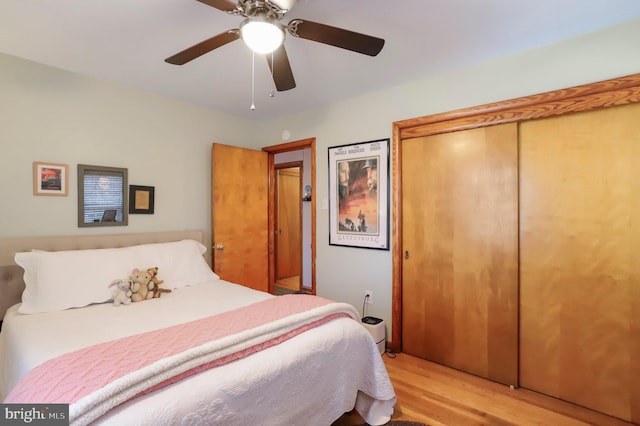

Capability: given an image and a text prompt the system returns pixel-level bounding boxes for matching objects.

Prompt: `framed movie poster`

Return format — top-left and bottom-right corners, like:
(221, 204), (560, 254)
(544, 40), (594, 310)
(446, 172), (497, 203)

(328, 138), (389, 250)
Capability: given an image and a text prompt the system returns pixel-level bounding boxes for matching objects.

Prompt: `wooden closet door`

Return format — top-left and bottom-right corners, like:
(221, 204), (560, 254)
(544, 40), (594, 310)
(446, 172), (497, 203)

(520, 103), (640, 422)
(402, 123), (519, 385)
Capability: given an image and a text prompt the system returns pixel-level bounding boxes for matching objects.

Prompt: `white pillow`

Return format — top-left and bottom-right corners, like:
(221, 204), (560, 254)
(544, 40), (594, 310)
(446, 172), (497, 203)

(14, 239), (219, 314)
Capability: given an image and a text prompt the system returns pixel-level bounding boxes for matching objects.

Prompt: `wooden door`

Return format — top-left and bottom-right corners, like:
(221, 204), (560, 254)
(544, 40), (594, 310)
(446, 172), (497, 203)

(212, 143), (268, 292)
(276, 166), (301, 281)
(402, 123), (519, 386)
(519, 103), (640, 422)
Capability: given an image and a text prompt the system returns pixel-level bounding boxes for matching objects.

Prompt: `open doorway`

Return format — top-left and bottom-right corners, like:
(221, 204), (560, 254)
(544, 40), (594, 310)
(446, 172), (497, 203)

(274, 163), (302, 294)
(263, 138), (316, 295)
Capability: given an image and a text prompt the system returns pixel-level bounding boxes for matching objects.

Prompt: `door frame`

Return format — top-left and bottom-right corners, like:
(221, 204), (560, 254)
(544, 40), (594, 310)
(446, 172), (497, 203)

(390, 73), (640, 353)
(263, 138), (316, 295)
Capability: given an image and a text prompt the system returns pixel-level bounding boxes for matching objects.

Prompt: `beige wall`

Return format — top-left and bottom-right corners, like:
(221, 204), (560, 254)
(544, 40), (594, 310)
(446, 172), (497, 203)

(0, 53), (259, 258)
(255, 20), (640, 335)
(1, 20), (639, 336)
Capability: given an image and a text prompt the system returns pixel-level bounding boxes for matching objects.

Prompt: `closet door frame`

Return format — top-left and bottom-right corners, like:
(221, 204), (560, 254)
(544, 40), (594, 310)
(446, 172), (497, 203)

(389, 72), (640, 353)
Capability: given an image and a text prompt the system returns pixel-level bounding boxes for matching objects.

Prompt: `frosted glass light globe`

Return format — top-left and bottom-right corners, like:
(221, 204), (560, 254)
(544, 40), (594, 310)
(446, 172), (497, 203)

(240, 19), (284, 54)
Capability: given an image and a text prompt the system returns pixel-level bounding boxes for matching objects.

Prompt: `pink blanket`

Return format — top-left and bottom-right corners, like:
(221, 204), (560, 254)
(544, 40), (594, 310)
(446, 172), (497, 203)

(4, 294), (357, 425)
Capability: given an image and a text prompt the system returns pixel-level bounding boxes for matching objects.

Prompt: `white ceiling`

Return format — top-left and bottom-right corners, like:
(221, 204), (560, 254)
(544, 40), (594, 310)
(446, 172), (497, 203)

(1, 0), (640, 121)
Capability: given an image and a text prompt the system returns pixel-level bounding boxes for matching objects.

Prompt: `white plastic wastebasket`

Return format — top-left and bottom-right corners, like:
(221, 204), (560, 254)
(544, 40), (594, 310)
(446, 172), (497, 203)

(361, 316), (385, 355)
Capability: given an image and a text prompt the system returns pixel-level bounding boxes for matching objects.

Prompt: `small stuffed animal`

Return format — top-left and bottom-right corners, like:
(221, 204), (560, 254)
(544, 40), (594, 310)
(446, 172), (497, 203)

(109, 279), (133, 306)
(130, 268), (155, 302)
(146, 266), (171, 298)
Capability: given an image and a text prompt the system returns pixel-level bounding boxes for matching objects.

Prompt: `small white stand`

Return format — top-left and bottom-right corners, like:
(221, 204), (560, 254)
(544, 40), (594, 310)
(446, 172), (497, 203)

(362, 317), (385, 355)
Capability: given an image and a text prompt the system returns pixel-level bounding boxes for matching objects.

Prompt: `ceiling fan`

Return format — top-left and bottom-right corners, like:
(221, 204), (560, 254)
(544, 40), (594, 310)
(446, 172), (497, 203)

(165, 0), (385, 92)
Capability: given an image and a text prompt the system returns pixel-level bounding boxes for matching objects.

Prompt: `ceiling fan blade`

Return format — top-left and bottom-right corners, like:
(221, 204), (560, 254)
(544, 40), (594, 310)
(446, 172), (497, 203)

(266, 44), (296, 91)
(288, 19), (384, 57)
(165, 30), (240, 65)
(196, 0), (239, 13)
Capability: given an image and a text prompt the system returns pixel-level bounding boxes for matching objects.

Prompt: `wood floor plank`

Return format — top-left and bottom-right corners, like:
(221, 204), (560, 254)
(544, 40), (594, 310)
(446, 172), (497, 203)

(333, 353), (635, 425)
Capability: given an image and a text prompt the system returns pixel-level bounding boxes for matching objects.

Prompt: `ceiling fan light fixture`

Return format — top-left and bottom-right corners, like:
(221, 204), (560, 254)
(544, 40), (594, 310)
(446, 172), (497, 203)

(240, 17), (284, 54)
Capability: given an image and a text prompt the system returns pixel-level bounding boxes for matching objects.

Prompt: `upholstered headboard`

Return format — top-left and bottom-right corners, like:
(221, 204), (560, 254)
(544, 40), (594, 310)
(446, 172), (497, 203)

(0, 230), (204, 320)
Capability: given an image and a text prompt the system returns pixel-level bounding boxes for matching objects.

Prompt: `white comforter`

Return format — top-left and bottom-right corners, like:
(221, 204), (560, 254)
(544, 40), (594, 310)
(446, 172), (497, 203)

(0, 280), (396, 425)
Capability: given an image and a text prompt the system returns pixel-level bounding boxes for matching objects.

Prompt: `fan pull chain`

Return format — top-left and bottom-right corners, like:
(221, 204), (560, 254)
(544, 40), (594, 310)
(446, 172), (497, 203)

(269, 51), (275, 98)
(250, 50), (256, 111)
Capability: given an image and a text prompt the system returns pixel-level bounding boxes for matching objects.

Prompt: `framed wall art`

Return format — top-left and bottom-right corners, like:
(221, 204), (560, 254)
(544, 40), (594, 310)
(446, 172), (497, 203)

(78, 164), (128, 227)
(328, 138), (389, 250)
(33, 161), (68, 196)
(129, 185), (155, 214)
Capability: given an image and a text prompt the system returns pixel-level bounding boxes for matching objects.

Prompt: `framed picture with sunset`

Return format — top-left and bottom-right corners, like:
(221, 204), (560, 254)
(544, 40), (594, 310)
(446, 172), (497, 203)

(328, 139), (389, 250)
(33, 161), (68, 196)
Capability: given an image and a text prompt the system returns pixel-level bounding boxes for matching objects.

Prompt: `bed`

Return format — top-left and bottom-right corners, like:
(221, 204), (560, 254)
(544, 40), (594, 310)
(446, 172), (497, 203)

(0, 231), (395, 425)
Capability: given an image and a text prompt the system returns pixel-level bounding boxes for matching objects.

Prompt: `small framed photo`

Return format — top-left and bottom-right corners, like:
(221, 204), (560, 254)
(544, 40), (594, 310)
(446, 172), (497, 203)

(129, 185), (155, 214)
(328, 138), (390, 250)
(33, 162), (68, 196)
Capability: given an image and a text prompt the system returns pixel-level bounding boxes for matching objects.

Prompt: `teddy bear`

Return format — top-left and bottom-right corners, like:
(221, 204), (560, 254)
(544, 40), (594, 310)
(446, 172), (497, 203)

(146, 266), (171, 298)
(130, 268), (155, 302)
(109, 279), (133, 306)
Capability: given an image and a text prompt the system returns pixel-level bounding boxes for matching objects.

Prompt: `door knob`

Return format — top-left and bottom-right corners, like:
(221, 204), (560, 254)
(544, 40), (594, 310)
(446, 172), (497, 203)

(213, 244), (224, 272)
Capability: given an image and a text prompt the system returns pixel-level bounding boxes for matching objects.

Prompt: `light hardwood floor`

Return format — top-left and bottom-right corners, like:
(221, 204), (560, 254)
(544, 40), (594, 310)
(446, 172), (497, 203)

(275, 275), (300, 291)
(334, 352), (635, 426)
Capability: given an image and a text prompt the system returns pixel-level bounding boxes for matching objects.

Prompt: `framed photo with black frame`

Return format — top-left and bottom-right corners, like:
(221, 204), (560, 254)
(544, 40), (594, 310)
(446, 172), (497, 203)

(129, 185), (155, 214)
(328, 138), (389, 250)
